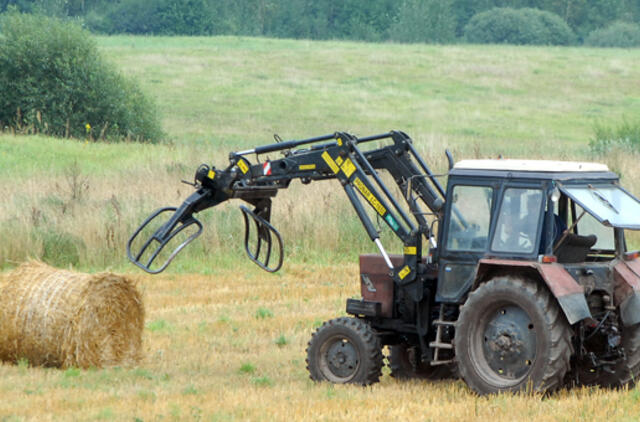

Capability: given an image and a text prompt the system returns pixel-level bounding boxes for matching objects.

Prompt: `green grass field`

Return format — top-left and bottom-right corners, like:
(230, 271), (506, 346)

(3, 36), (640, 272)
(98, 36), (640, 153)
(2, 36), (640, 421)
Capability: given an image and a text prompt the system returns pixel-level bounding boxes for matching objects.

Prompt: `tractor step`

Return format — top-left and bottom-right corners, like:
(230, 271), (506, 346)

(430, 359), (455, 366)
(430, 304), (457, 365)
(429, 341), (453, 350)
(432, 319), (455, 327)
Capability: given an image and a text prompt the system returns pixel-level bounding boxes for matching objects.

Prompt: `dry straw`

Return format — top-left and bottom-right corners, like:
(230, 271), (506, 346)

(0, 261), (144, 368)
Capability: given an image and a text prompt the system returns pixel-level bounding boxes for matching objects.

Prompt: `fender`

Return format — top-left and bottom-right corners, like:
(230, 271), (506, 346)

(613, 259), (640, 326)
(476, 258), (591, 325)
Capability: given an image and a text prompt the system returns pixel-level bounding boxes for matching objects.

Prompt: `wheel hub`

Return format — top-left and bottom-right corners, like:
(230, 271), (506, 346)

(326, 339), (359, 378)
(482, 305), (536, 380)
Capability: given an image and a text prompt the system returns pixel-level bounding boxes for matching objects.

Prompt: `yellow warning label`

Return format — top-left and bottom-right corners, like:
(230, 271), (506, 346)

(353, 177), (386, 216)
(208, 169), (216, 179)
(337, 138), (343, 146)
(335, 156), (344, 166)
(341, 158), (356, 178)
(404, 246), (417, 255)
(398, 265), (411, 280)
(299, 164), (316, 171)
(322, 151), (339, 174)
(237, 159), (249, 174)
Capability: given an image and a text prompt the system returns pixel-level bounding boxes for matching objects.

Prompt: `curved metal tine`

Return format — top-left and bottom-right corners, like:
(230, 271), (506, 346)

(146, 219), (203, 274)
(264, 226), (273, 268)
(145, 217), (201, 268)
(268, 223), (284, 272)
(242, 209), (260, 262)
(253, 216), (263, 260)
(252, 219), (272, 267)
(239, 205), (284, 272)
(258, 216), (283, 272)
(241, 210), (251, 257)
(242, 208), (262, 262)
(131, 218), (203, 274)
(127, 207), (177, 263)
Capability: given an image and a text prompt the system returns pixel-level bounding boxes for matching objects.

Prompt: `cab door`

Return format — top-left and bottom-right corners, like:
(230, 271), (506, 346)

(437, 184), (495, 302)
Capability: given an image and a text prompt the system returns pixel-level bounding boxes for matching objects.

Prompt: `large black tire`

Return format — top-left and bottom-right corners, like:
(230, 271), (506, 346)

(306, 317), (383, 385)
(577, 323), (640, 388)
(454, 276), (572, 395)
(388, 344), (455, 380)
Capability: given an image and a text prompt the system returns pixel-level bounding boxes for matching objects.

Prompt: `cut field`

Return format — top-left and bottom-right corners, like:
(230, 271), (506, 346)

(2, 36), (640, 420)
(2, 266), (640, 421)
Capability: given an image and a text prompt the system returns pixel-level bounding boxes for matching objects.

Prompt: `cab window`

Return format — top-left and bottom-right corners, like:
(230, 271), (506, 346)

(446, 185), (493, 251)
(492, 188), (543, 254)
(574, 204), (615, 250)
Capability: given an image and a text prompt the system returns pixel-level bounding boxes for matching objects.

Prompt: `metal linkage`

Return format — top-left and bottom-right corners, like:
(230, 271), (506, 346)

(128, 130), (445, 275)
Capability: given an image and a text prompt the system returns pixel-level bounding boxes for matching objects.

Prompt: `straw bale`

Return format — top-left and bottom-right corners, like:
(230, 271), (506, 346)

(0, 261), (144, 368)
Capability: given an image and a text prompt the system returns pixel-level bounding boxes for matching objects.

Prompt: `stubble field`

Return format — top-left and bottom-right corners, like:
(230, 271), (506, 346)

(2, 265), (640, 421)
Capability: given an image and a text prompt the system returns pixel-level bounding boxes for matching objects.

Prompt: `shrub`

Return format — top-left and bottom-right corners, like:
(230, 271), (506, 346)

(0, 10), (163, 141)
(585, 22), (640, 48)
(39, 229), (84, 267)
(589, 117), (640, 154)
(464, 7), (575, 46)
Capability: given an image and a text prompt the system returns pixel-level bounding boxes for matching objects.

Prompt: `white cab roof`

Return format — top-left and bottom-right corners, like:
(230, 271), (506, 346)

(454, 159), (609, 173)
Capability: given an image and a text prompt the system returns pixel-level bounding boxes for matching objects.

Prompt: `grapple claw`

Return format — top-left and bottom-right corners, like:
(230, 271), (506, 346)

(127, 207), (203, 274)
(240, 205), (284, 272)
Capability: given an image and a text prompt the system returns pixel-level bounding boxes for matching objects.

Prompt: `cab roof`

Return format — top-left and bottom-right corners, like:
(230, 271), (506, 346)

(454, 159), (609, 173)
(450, 159), (617, 181)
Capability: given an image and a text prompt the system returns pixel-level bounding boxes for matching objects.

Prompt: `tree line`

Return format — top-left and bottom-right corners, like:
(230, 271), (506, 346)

(1, 0), (640, 45)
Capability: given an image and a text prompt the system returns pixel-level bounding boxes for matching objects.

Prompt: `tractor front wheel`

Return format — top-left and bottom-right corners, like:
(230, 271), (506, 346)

(454, 276), (572, 395)
(306, 317), (383, 385)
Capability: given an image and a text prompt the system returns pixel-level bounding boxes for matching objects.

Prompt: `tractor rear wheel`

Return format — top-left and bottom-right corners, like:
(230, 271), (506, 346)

(306, 317), (383, 385)
(388, 344), (454, 380)
(454, 276), (572, 395)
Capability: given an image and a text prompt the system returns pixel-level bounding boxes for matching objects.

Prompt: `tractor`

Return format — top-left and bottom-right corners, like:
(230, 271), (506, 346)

(128, 131), (640, 394)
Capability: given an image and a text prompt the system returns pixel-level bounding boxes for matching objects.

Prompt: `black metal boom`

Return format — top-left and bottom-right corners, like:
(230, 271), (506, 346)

(127, 131), (446, 277)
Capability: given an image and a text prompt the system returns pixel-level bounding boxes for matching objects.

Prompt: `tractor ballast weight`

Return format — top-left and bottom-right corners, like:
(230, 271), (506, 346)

(128, 130), (640, 395)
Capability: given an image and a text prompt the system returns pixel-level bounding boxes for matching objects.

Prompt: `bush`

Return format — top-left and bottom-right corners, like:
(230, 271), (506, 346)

(464, 7), (575, 46)
(0, 10), (163, 141)
(585, 22), (640, 48)
(589, 117), (640, 154)
(39, 229), (84, 267)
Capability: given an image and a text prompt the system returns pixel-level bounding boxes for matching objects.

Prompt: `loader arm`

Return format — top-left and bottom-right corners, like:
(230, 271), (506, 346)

(127, 131), (447, 277)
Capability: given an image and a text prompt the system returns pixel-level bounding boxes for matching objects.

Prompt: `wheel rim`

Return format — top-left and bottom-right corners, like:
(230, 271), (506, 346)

(472, 302), (537, 386)
(318, 334), (361, 383)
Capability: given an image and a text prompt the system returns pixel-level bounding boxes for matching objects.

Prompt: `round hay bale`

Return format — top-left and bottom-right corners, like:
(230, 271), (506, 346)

(0, 261), (144, 368)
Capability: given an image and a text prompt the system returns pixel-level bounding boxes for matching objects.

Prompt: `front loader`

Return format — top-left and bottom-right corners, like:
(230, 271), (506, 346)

(128, 130), (640, 395)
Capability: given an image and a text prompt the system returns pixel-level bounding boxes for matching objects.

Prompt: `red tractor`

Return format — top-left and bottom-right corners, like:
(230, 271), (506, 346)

(129, 131), (640, 394)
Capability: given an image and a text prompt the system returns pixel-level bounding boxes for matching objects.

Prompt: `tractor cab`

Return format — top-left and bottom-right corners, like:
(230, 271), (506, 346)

(436, 159), (640, 303)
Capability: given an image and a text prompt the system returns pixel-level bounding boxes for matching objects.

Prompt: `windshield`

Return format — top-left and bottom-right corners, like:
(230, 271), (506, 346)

(560, 184), (640, 230)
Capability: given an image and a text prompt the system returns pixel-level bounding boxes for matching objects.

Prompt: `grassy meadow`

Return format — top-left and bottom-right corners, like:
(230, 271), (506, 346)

(2, 36), (640, 420)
